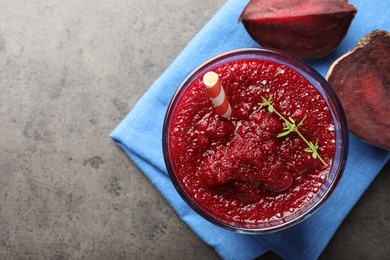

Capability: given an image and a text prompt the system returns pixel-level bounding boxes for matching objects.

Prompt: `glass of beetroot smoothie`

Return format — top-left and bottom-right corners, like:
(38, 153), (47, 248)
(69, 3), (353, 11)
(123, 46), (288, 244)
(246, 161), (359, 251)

(163, 48), (348, 233)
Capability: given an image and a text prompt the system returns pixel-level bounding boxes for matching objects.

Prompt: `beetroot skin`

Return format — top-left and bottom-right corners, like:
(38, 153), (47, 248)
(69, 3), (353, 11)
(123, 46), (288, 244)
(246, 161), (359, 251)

(239, 0), (357, 59)
(327, 30), (390, 150)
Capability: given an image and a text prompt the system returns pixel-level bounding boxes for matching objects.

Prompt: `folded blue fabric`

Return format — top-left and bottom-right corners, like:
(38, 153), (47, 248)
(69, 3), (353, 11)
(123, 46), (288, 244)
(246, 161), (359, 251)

(111, 0), (390, 259)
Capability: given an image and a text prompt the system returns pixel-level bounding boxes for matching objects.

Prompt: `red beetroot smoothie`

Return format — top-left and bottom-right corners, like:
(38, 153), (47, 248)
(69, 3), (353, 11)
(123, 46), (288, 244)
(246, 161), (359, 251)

(168, 59), (336, 227)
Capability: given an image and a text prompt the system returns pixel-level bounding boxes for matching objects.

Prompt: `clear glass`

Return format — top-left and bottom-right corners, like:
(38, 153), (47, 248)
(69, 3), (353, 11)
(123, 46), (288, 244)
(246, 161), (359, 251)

(162, 48), (349, 234)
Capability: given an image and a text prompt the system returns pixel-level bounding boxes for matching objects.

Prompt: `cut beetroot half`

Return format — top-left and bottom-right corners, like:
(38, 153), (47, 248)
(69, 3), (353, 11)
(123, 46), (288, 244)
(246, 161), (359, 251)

(327, 30), (390, 150)
(239, 0), (357, 59)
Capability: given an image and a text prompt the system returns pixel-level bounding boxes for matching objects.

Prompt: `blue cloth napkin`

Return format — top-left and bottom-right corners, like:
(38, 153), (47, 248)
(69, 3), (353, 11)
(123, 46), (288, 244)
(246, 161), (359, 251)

(111, 0), (390, 259)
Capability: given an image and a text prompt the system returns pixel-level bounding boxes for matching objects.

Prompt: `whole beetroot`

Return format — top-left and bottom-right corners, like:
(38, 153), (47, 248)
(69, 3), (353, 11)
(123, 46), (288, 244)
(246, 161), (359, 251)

(239, 0), (357, 59)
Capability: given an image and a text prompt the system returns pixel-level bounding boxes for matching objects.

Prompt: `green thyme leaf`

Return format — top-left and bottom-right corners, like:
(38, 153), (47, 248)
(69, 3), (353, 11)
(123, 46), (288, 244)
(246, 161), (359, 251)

(277, 130), (291, 138)
(258, 95), (328, 166)
(297, 116), (307, 128)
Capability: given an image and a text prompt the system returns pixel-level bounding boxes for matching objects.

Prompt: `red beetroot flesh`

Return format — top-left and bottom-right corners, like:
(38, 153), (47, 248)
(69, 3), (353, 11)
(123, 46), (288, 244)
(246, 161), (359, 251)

(327, 30), (390, 150)
(239, 0), (357, 59)
(169, 59), (336, 225)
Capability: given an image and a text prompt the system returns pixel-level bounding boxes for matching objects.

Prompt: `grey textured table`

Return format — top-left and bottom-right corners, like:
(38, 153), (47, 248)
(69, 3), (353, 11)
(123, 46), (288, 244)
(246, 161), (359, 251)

(0, 1), (389, 259)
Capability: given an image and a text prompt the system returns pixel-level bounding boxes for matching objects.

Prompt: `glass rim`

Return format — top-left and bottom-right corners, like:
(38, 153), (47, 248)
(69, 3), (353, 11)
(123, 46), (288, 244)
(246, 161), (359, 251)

(162, 48), (349, 234)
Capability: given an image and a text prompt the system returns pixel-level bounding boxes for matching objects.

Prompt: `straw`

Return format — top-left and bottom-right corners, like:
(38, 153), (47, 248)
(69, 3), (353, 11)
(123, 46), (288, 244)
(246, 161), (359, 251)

(203, 71), (232, 119)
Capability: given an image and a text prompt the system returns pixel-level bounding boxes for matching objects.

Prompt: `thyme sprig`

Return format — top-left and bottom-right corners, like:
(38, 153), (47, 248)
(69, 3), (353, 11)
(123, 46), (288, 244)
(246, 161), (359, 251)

(258, 95), (327, 166)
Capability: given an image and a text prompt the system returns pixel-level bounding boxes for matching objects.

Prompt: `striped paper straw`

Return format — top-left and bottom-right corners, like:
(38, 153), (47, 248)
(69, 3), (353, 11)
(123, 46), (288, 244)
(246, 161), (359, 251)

(203, 71), (232, 119)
